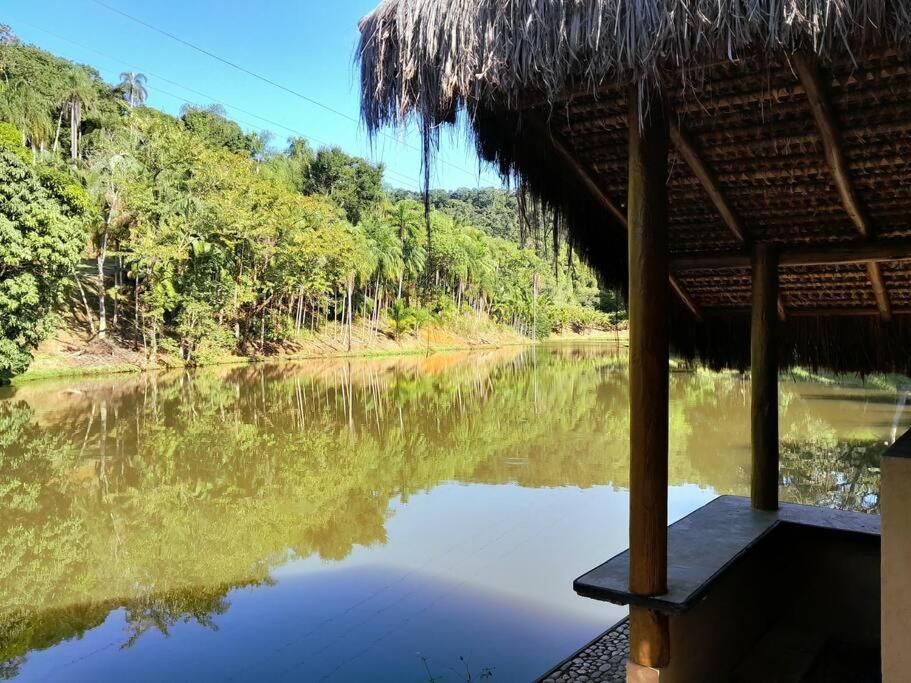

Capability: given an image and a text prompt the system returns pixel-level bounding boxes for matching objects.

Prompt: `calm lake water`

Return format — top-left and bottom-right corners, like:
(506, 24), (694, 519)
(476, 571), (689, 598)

(0, 343), (906, 682)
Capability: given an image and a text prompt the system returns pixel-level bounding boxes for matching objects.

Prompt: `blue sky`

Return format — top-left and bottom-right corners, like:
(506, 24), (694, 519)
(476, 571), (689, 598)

(5, 0), (505, 191)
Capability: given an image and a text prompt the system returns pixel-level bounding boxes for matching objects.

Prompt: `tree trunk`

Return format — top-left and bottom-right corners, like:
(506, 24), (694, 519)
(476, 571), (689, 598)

(133, 272), (140, 350)
(73, 267), (96, 336)
(371, 277), (381, 335)
(70, 100), (80, 161)
(96, 226), (108, 340)
(337, 289), (345, 343)
(112, 255), (120, 327)
(346, 278), (354, 352)
(377, 286), (385, 336)
(53, 107), (64, 153)
(233, 286), (240, 340)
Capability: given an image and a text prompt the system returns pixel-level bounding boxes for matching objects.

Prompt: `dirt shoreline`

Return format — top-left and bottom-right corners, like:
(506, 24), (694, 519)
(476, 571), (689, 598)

(13, 326), (628, 385)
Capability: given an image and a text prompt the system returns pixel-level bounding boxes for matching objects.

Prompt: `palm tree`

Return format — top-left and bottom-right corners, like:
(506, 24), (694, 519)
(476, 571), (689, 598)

(386, 200), (422, 298)
(363, 214), (403, 335)
(118, 72), (148, 107)
(85, 137), (134, 340)
(63, 70), (98, 160)
(0, 80), (54, 153)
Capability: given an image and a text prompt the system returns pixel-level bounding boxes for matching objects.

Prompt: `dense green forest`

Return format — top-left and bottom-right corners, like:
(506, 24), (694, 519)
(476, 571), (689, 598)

(0, 27), (620, 382)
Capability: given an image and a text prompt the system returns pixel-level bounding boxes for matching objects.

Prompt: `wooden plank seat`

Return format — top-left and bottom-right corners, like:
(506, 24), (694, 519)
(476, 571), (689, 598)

(573, 495), (880, 615)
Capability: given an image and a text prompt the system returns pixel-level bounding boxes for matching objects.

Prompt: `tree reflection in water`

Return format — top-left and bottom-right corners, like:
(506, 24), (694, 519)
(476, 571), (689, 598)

(0, 345), (905, 674)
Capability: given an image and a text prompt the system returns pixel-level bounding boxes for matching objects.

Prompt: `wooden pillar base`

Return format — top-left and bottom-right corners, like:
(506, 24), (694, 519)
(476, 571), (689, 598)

(627, 662), (664, 683)
(629, 606), (670, 668)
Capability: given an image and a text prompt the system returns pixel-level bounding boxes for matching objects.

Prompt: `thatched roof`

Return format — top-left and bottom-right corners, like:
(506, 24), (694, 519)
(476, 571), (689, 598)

(357, 0), (911, 374)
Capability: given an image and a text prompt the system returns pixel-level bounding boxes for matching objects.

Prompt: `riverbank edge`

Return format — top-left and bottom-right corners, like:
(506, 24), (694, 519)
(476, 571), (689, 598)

(12, 329), (629, 385)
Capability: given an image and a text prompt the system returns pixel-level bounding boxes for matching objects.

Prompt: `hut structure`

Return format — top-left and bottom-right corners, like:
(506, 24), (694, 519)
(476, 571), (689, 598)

(357, 2), (911, 680)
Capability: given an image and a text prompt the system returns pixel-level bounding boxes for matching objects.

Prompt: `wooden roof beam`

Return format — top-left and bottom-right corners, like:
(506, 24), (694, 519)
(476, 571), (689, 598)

(670, 237), (911, 271)
(792, 54), (893, 321)
(701, 307), (911, 318)
(537, 120), (703, 321)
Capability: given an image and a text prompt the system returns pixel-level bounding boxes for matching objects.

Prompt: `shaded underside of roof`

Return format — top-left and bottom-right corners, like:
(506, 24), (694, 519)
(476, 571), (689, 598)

(358, 1), (911, 373)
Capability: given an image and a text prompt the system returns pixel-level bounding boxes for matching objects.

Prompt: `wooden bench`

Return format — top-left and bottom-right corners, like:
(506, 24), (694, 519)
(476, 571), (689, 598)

(574, 495), (880, 615)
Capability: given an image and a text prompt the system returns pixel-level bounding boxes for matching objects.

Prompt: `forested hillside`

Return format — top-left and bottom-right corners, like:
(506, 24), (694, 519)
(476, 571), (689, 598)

(0, 26), (621, 382)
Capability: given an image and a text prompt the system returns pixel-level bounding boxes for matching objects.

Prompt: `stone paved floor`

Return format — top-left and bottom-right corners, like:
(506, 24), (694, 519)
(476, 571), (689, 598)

(539, 619), (629, 683)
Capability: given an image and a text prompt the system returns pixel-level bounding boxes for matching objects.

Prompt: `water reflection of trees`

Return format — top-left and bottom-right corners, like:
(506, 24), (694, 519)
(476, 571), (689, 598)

(780, 413), (884, 513)
(0, 347), (903, 671)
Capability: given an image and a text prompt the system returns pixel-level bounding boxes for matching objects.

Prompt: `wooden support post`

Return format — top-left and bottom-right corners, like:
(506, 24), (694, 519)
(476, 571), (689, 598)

(627, 87), (671, 669)
(751, 244), (779, 511)
(881, 428), (911, 681)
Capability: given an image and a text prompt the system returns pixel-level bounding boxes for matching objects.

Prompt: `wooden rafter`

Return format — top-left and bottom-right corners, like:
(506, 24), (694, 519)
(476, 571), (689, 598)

(670, 124), (747, 242)
(670, 122), (785, 319)
(792, 55), (871, 237)
(537, 119), (703, 320)
(867, 262), (894, 321)
(545, 127), (628, 227)
(669, 274), (702, 320)
(792, 54), (893, 321)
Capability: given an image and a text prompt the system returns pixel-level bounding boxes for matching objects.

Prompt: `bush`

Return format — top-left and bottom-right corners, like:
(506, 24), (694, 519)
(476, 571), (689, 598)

(35, 165), (93, 217)
(0, 150), (84, 382)
(548, 303), (615, 334)
(388, 299), (432, 339)
(0, 122), (28, 163)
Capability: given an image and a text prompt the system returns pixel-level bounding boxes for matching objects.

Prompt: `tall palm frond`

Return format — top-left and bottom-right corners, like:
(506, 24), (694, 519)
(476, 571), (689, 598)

(118, 72), (148, 107)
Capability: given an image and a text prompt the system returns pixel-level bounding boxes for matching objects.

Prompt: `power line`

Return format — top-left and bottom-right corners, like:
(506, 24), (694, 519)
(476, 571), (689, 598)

(14, 19), (423, 188)
(86, 0), (481, 182)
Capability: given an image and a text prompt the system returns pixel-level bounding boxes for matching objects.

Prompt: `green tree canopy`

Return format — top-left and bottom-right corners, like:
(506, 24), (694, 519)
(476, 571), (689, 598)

(180, 104), (261, 156)
(0, 149), (84, 381)
(305, 146), (383, 224)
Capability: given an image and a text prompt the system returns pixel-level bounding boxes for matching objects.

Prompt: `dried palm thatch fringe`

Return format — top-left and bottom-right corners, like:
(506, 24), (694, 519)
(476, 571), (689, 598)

(671, 308), (911, 375)
(358, 0), (911, 136)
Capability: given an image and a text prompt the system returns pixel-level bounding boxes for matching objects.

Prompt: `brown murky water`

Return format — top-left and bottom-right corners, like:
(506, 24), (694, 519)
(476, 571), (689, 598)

(0, 343), (905, 681)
